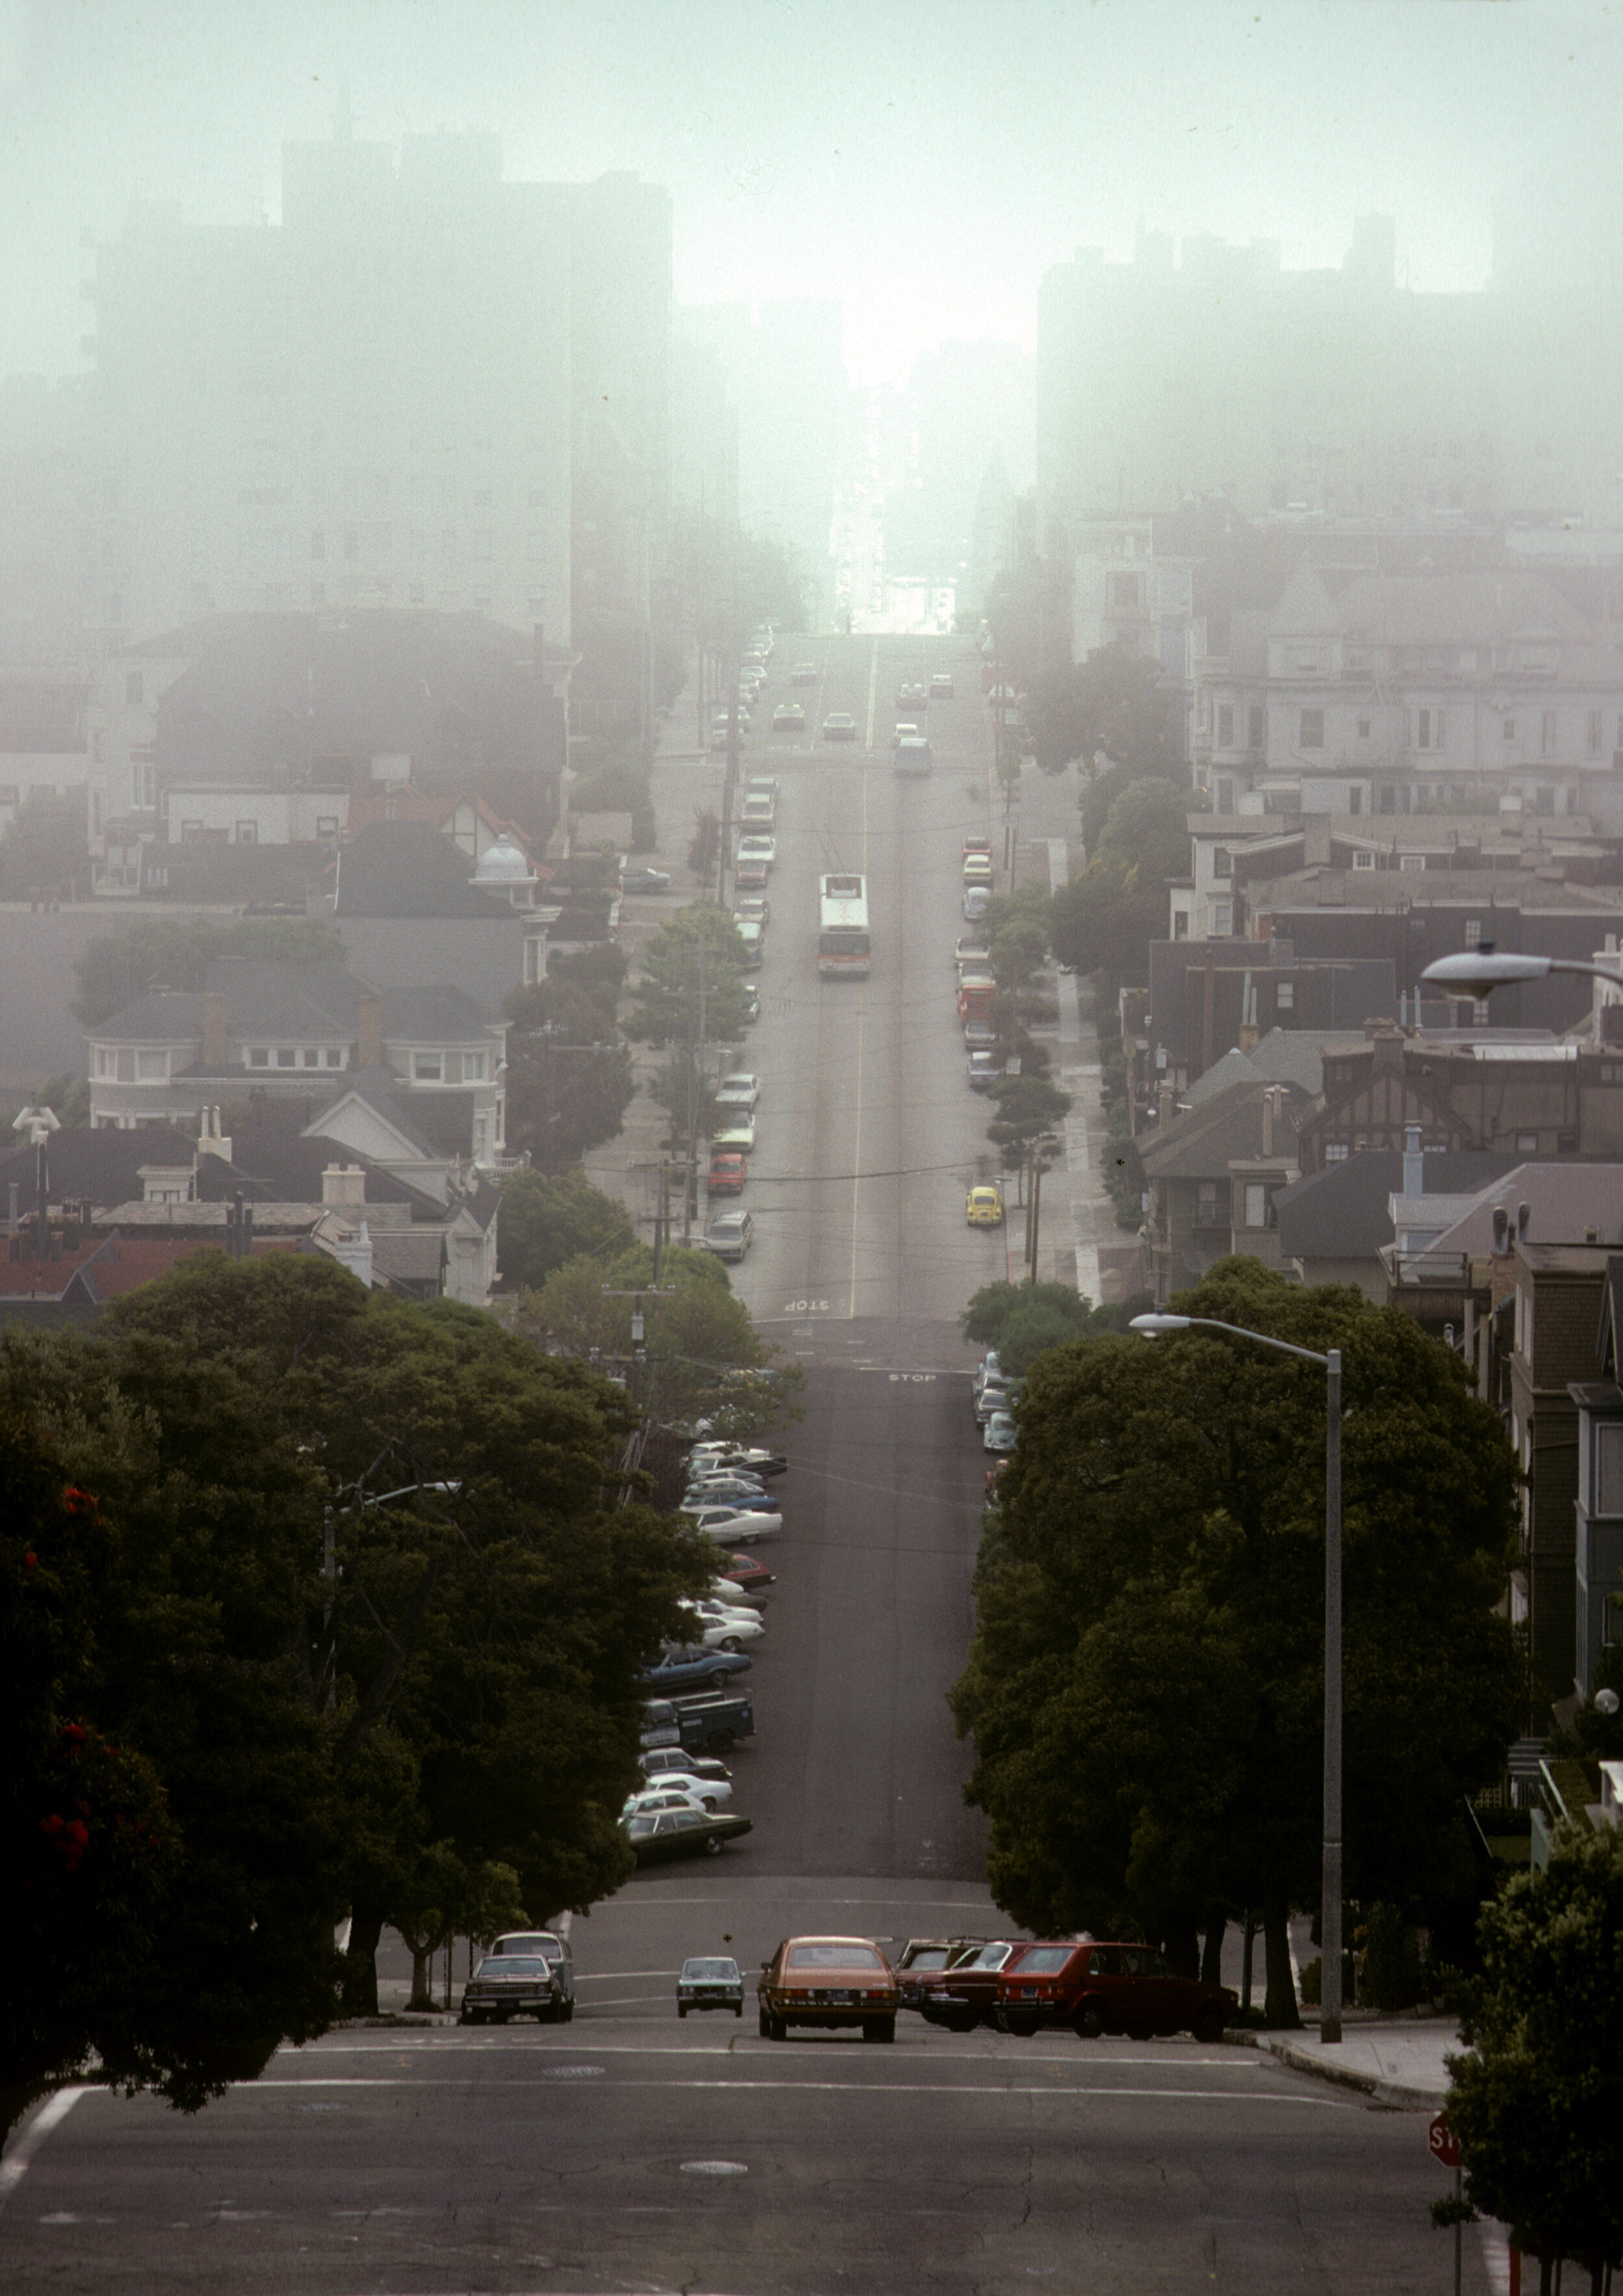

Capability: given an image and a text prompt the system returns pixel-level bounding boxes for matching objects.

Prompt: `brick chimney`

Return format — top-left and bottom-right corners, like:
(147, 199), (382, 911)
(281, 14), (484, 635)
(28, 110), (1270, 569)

(356, 992), (384, 1070)
(203, 987), (228, 1067)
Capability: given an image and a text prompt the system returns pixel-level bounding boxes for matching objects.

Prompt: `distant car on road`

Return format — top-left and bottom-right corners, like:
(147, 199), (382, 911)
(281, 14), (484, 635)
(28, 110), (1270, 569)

(894, 736), (932, 775)
(700, 1209), (754, 1261)
(458, 1952), (571, 2026)
(638, 1644), (753, 1695)
(895, 682), (928, 709)
(710, 1119), (756, 1154)
(758, 1936), (899, 2042)
(772, 702), (806, 730)
(967, 1183), (1005, 1228)
(733, 895), (769, 927)
(968, 1048), (1001, 1091)
(995, 1940), (1235, 2042)
(963, 885), (993, 923)
(627, 1807), (752, 1864)
(891, 721), (921, 748)
(791, 662), (819, 685)
(962, 852), (994, 887)
(715, 1072), (761, 1112)
(984, 1411), (1017, 1454)
(678, 1955), (746, 2017)
(706, 1150), (748, 1195)
(821, 712), (858, 741)
(737, 833), (777, 868)
(619, 866), (672, 893)
(930, 672), (954, 698)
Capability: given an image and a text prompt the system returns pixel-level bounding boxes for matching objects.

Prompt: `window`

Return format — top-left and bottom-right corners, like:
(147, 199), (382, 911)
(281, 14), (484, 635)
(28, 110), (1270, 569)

(1300, 708), (1325, 748)
(1248, 704), (1265, 750)
(1215, 779), (1234, 812)
(125, 671), (143, 704)
(181, 819), (203, 841)
(1417, 707), (1446, 750)
(1244, 1183), (1268, 1229)
(413, 1052), (443, 1082)
(1464, 918), (1483, 948)
(1196, 1181), (1220, 1226)
(136, 1050), (167, 1080)
(116, 1049), (134, 1082)
(276, 1048), (296, 1068)
(462, 1050), (486, 1081)
(1276, 981), (1295, 1011)
(1211, 900), (1233, 936)
(236, 821), (257, 845)
(1352, 848), (1376, 870)
(1217, 703), (1233, 747)
(302, 1048), (320, 1068)
(1541, 710), (1557, 757)
(1516, 1133), (1539, 1154)
(1596, 1422), (1623, 1516)
(1347, 785), (1362, 814)
(1172, 911), (1189, 940)
(0, 783), (16, 806)
(317, 815), (339, 837)
(1589, 708), (1604, 757)
(324, 1047), (343, 1067)
(1357, 717), (1372, 738)
(1212, 846), (1233, 879)
(248, 1048), (269, 1067)
(1502, 717), (1517, 743)
(1399, 853), (1427, 872)
(1535, 786), (1555, 815)
(1324, 1142), (1349, 1163)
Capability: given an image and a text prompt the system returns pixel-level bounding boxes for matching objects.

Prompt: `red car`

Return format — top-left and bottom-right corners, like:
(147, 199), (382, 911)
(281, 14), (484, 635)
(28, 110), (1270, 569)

(915, 1938), (1027, 2030)
(894, 1936), (986, 2010)
(719, 1551), (775, 1594)
(995, 1940), (1235, 2042)
(706, 1152), (747, 1196)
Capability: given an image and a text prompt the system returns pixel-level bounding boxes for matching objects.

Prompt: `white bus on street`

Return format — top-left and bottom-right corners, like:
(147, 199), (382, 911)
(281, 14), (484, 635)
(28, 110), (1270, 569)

(818, 872), (871, 980)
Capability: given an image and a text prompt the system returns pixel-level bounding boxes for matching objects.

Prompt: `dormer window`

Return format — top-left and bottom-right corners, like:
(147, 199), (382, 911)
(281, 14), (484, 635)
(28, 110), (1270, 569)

(248, 1048), (270, 1068)
(413, 1052), (443, 1083)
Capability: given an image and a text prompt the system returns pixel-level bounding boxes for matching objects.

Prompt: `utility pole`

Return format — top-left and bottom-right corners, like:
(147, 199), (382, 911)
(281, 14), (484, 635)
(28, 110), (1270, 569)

(652, 1159), (669, 1289)
(1028, 1144), (1045, 1283)
(682, 940), (708, 1246)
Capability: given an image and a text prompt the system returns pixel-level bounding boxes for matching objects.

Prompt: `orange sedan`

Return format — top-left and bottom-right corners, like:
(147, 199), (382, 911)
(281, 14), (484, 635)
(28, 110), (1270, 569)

(757, 1935), (898, 2043)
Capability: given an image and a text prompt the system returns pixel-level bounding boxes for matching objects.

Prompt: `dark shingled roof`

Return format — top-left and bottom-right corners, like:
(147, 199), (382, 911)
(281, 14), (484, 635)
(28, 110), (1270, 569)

(0, 1124), (203, 1213)
(335, 819), (515, 921)
(1274, 1150), (1522, 1262)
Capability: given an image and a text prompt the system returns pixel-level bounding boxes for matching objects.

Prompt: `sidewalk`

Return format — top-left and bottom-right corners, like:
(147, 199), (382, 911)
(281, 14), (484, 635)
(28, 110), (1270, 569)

(1228, 2016), (1460, 2107)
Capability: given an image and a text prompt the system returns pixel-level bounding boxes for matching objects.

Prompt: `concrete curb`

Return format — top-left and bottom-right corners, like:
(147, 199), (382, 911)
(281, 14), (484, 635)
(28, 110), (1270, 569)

(1222, 2027), (1446, 2110)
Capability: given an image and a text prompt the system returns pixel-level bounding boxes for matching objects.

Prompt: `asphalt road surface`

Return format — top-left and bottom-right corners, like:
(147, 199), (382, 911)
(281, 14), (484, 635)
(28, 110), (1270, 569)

(0, 639), (1497, 2293)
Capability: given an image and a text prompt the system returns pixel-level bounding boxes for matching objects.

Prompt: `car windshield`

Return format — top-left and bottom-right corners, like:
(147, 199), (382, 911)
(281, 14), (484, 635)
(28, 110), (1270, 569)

(787, 1943), (884, 1970)
(628, 1816), (657, 1836)
(476, 1957), (549, 1977)
(965, 1944), (1015, 1969)
(910, 1949), (950, 1969)
(1014, 1947), (1074, 1974)
(493, 1936), (559, 1958)
(682, 1959), (739, 1979)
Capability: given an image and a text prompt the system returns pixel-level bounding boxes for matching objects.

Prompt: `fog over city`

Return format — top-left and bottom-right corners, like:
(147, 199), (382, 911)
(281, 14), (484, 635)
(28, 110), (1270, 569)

(3, 6), (1623, 2293)
(1, 1), (1619, 384)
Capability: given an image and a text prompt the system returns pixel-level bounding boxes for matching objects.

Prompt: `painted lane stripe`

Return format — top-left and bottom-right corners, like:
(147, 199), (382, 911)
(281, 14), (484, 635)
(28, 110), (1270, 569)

(244, 2077), (1345, 2105)
(0, 2088), (92, 2212)
(287, 2040), (1263, 2068)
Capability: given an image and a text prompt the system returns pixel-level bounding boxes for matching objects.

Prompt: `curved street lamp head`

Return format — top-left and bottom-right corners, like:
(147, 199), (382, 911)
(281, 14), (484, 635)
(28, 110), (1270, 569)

(1420, 950), (1554, 1000)
(1129, 1313), (1191, 1337)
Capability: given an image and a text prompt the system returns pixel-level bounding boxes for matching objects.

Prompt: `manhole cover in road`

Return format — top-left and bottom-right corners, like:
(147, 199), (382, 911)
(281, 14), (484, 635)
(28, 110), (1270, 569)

(543, 2065), (606, 2079)
(681, 2160), (749, 2177)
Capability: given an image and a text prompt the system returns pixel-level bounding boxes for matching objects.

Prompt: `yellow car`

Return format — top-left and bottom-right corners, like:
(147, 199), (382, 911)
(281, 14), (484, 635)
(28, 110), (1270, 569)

(967, 1184), (1005, 1228)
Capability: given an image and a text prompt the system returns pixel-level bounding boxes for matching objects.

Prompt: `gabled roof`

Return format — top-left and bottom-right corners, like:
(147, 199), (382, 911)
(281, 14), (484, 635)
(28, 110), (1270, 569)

(192, 1132), (445, 1221)
(1330, 570), (1594, 648)
(306, 1074), (448, 1163)
(204, 957), (369, 1036)
(1140, 1078), (1306, 1181)
(90, 991), (205, 1044)
(334, 819), (517, 921)
(0, 1124), (203, 1211)
(381, 983), (500, 1039)
(1274, 1150), (1520, 1262)
(1400, 1163), (1623, 1266)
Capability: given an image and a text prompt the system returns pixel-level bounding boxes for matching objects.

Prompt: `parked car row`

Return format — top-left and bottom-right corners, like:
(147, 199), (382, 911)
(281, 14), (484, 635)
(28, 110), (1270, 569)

(458, 1927), (576, 2026)
(974, 1349), (1018, 1455)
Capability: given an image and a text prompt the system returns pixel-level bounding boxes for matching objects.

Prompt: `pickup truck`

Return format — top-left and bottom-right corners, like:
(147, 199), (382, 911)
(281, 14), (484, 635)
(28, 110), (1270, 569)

(641, 1692), (756, 1755)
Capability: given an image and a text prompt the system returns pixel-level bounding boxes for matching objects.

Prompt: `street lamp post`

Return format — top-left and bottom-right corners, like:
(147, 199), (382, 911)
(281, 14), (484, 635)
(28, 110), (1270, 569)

(1130, 1311), (1344, 2045)
(1420, 946), (1623, 1004)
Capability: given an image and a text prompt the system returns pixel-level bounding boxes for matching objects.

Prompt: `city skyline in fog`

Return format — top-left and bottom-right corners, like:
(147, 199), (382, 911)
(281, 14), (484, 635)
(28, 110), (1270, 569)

(0, 0), (1618, 389)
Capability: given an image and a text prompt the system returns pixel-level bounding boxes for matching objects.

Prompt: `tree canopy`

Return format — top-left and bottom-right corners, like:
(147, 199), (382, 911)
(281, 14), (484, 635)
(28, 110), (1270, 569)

(503, 946), (635, 1172)
(0, 790), (89, 902)
(1051, 776), (1191, 989)
(1446, 1820), (1623, 2284)
(0, 1255), (712, 2127)
(497, 1167), (636, 1291)
(960, 1279), (1126, 1376)
(950, 1260), (1521, 2025)
(73, 915), (345, 1029)
(624, 901), (753, 1049)
(1027, 644), (1185, 780)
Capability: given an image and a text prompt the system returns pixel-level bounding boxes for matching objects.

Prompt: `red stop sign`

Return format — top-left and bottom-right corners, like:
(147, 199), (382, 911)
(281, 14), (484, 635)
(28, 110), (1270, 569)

(1429, 2112), (1461, 2169)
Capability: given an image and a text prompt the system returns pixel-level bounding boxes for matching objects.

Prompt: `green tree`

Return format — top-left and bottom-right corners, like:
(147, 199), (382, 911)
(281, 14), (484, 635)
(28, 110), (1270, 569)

(963, 1279), (1109, 1351)
(72, 915), (346, 1029)
(624, 902), (752, 1048)
(986, 1075), (1072, 1159)
(497, 1168), (636, 1291)
(1446, 1821), (1623, 2290)
(950, 1261), (1521, 2026)
(11, 1255), (713, 2023)
(0, 789), (89, 902)
(503, 944), (632, 1171)
(33, 1070), (90, 1126)
(1051, 776), (1192, 990)
(1028, 643), (1185, 780)
(688, 806), (721, 893)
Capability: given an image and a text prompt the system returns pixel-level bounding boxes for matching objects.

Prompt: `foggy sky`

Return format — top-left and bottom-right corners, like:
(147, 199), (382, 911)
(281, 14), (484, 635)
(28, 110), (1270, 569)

(1, 0), (1619, 389)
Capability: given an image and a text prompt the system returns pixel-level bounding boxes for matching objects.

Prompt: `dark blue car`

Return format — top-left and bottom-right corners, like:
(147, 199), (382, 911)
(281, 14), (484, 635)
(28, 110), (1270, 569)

(639, 1644), (754, 1695)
